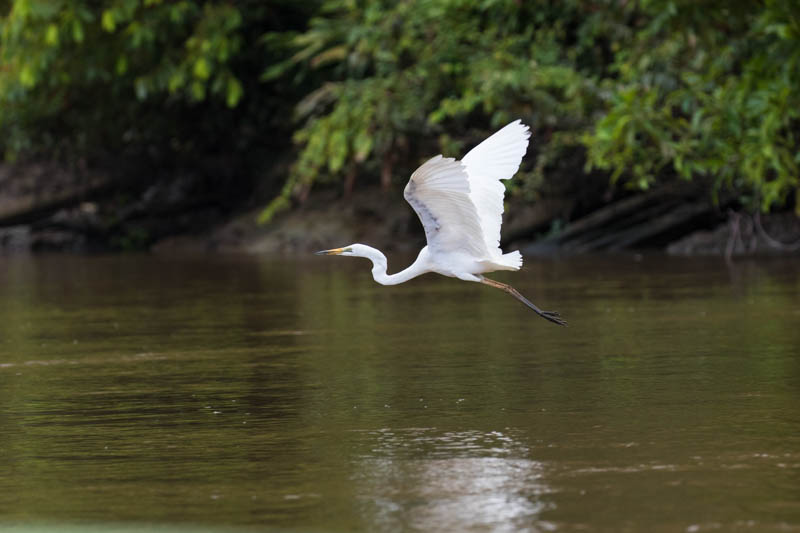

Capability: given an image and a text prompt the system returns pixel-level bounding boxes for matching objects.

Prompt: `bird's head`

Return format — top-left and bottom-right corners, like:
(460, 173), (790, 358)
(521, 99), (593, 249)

(315, 244), (358, 257)
(314, 243), (386, 264)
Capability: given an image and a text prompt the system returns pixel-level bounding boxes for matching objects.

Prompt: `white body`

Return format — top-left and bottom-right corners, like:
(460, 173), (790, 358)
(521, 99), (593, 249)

(364, 245), (506, 286)
(317, 120), (566, 325)
(341, 120), (531, 285)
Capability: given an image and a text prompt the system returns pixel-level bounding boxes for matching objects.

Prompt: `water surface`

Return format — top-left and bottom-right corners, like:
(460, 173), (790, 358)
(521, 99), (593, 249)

(0, 254), (798, 532)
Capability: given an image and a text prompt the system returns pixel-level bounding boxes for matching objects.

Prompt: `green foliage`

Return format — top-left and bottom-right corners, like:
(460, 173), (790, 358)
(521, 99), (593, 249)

(261, 0), (618, 217)
(584, 0), (800, 211)
(0, 0), (315, 169)
(267, 0), (799, 217)
(1, 0), (244, 157)
(1, 0), (798, 221)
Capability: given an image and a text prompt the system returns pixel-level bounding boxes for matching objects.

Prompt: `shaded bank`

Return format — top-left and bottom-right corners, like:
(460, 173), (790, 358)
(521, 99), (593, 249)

(0, 156), (283, 253)
(1, 161), (798, 257)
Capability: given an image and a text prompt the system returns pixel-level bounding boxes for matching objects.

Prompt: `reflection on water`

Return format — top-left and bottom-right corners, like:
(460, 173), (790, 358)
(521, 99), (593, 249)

(0, 254), (798, 532)
(353, 429), (551, 533)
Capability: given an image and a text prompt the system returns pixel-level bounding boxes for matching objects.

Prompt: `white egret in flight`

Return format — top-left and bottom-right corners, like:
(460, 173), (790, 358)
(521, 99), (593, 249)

(316, 120), (565, 326)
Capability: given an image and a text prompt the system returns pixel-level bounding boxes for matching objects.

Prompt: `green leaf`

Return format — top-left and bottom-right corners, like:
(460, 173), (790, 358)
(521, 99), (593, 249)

(193, 58), (211, 80)
(353, 130), (373, 162)
(168, 71), (185, 93)
(101, 10), (116, 32)
(327, 129), (347, 172)
(190, 80), (206, 101)
(115, 55), (128, 75)
(72, 20), (84, 43)
(226, 77), (243, 107)
(19, 64), (37, 88)
(45, 24), (59, 46)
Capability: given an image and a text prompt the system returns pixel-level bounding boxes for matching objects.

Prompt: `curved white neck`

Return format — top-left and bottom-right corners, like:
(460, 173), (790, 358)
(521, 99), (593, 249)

(358, 246), (429, 286)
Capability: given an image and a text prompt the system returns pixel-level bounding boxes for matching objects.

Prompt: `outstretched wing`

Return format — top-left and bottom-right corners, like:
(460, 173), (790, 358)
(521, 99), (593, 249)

(403, 155), (489, 259)
(461, 120), (530, 254)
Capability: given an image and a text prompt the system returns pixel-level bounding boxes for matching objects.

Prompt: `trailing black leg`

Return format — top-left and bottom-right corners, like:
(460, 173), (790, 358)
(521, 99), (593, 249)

(480, 277), (567, 326)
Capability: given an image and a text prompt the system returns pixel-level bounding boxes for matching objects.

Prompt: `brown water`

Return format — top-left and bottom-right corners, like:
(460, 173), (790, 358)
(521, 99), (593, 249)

(0, 253), (798, 532)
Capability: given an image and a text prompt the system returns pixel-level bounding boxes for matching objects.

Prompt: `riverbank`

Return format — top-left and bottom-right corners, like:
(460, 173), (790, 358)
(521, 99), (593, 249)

(1, 160), (798, 257)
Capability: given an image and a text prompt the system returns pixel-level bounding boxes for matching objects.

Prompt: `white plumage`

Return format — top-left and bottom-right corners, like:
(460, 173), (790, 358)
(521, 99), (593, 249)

(462, 120), (531, 255)
(317, 120), (565, 326)
(403, 154), (488, 260)
(403, 120), (529, 273)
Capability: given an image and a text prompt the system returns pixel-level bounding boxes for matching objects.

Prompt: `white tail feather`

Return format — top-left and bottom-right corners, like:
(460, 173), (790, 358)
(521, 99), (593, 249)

(501, 250), (523, 270)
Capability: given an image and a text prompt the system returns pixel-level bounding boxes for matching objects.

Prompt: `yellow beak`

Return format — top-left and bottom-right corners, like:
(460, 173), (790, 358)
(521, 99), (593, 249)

(315, 248), (345, 255)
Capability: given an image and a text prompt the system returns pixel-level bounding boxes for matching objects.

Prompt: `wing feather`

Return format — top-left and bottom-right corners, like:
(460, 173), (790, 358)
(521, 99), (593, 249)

(461, 120), (531, 254)
(403, 155), (488, 258)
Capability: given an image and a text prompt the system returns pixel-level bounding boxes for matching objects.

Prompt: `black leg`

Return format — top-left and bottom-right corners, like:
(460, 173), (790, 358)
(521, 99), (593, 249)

(481, 277), (567, 326)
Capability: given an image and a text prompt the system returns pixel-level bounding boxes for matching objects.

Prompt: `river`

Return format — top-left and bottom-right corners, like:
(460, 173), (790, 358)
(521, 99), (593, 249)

(0, 253), (798, 532)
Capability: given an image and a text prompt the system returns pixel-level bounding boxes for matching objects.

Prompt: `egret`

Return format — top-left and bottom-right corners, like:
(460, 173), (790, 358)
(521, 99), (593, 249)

(316, 120), (566, 326)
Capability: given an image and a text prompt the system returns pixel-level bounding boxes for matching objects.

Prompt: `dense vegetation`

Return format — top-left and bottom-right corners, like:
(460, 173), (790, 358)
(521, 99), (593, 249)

(1, 0), (798, 225)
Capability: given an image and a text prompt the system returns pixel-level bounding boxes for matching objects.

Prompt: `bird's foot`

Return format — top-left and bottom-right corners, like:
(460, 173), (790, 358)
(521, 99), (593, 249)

(539, 310), (567, 327)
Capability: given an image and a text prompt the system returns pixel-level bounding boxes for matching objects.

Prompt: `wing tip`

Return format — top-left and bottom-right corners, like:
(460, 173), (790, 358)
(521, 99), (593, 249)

(505, 119), (531, 140)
